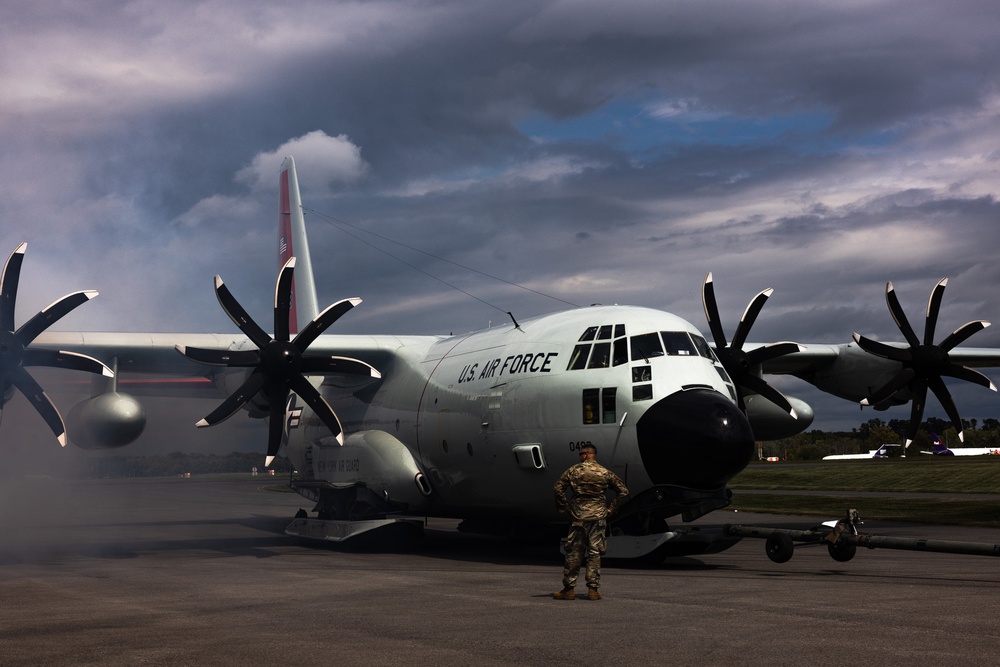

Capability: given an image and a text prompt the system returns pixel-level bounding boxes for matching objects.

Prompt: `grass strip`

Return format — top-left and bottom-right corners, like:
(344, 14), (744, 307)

(731, 458), (1000, 494)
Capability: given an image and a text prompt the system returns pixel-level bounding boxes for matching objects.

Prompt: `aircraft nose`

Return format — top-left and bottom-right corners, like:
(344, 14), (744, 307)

(635, 389), (754, 489)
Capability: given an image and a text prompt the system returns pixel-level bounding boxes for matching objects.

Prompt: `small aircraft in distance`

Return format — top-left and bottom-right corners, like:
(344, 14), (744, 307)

(920, 433), (1000, 456)
(4, 156), (1000, 560)
(822, 444), (902, 460)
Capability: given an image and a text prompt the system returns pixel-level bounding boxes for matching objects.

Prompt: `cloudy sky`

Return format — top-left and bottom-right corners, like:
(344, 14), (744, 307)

(3, 0), (1000, 455)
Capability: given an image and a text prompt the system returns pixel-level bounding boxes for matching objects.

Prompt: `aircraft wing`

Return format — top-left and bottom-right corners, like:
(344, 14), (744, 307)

(33, 331), (409, 386)
(36, 332), (239, 376)
(750, 340), (1000, 446)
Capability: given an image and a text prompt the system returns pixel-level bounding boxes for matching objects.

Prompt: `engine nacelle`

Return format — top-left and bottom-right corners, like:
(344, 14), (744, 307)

(744, 393), (814, 440)
(305, 430), (433, 513)
(67, 392), (146, 449)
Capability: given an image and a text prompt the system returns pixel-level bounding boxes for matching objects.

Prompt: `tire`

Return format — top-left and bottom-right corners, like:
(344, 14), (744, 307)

(827, 540), (857, 562)
(765, 532), (794, 563)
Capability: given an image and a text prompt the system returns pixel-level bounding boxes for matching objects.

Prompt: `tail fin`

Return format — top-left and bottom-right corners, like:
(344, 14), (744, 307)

(278, 156), (319, 334)
(930, 433), (952, 455)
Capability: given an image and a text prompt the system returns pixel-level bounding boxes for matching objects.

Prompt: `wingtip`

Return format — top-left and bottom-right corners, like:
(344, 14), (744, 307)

(57, 433), (67, 447)
(265, 455), (275, 467)
(195, 418), (210, 427)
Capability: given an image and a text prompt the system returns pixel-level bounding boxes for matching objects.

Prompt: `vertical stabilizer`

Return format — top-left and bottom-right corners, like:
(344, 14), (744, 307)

(278, 156), (319, 334)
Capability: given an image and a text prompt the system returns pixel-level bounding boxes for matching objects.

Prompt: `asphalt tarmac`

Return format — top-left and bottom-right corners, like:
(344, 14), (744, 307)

(2, 475), (1000, 666)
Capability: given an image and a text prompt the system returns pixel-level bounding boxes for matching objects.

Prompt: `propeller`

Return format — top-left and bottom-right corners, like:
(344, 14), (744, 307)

(0, 243), (113, 446)
(854, 278), (995, 448)
(701, 272), (804, 418)
(177, 257), (380, 466)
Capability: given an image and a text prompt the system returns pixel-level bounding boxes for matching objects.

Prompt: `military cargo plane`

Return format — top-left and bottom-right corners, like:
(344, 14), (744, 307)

(3, 157), (998, 558)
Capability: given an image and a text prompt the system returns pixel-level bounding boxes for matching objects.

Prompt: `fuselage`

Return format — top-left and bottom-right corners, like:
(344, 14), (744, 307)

(285, 304), (756, 524)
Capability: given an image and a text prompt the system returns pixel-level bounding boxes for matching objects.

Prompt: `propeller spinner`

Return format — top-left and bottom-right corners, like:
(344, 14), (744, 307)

(701, 272), (803, 418)
(177, 257), (380, 466)
(0, 243), (113, 446)
(854, 278), (995, 448)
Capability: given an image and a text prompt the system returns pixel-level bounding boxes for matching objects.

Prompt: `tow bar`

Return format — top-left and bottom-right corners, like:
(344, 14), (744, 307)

(724, 509), (1000, 563)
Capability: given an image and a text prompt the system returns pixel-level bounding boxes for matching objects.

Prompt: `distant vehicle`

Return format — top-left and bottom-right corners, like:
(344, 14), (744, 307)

(919, 433), (1000, 456)
(823, 444), (901, 460)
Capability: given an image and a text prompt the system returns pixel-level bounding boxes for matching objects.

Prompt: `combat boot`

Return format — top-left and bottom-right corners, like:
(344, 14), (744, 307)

(553, 588), (575, 600)
(587, 588), (602, 600)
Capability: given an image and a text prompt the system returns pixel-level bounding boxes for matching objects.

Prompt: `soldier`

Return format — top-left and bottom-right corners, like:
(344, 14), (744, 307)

(552, 443), (628, 600)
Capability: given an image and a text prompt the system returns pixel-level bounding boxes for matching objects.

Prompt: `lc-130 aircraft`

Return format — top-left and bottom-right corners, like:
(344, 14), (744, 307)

(3, 156), (1000, 559)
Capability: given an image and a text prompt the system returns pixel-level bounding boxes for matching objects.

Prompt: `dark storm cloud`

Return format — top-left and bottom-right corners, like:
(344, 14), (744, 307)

(2, 0), (999, 455)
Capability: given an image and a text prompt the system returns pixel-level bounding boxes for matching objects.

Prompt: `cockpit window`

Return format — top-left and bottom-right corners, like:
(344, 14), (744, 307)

(690, 333), (715, 360)
(587, 342), (611, 368)
(612, 338), (628, 366)
(568, 324), (628, 370)
(567, 344), (590, 370)
(661, 332), (697, 356)
(630, 333), (664, 361)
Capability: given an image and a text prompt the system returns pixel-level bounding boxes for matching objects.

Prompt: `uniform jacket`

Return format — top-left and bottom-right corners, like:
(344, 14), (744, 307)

(553, 459), (629, 521)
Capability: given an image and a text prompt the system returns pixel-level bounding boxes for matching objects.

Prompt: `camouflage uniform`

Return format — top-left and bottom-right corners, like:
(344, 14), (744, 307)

(554, 459), (629, 591)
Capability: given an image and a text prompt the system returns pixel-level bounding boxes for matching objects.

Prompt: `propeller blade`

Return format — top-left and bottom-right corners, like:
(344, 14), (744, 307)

(214, 277), (271, 348)
(1, 243), (26, 332)
(746, 341), (803, 365)
(940, 364), (997, 391)
(927, 375), (964, 443)
(731, 288), (773, 351)
(293, 298), (362, 351)
(299, 356), (382, 378)
(22, 349), (113, 377)
(938, 320), (990, 352)
(288, 374), (344, 444)
(924, 278), (947, 345)
(196, 371), (266, 427)
(176, 345), (260, 367)
(885, 282), (920, 348)
(903, 379), (928, 448)
(16, 290), (98, 346)
(265, 387), (288, 466)
(852, 333), (912, 362)
(701, 273), (728, 349)
(739, 372), (797, 418)
(861, 368), (916, 407)
(10, 367), (67, 446)
(274, 257), (296, 343)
